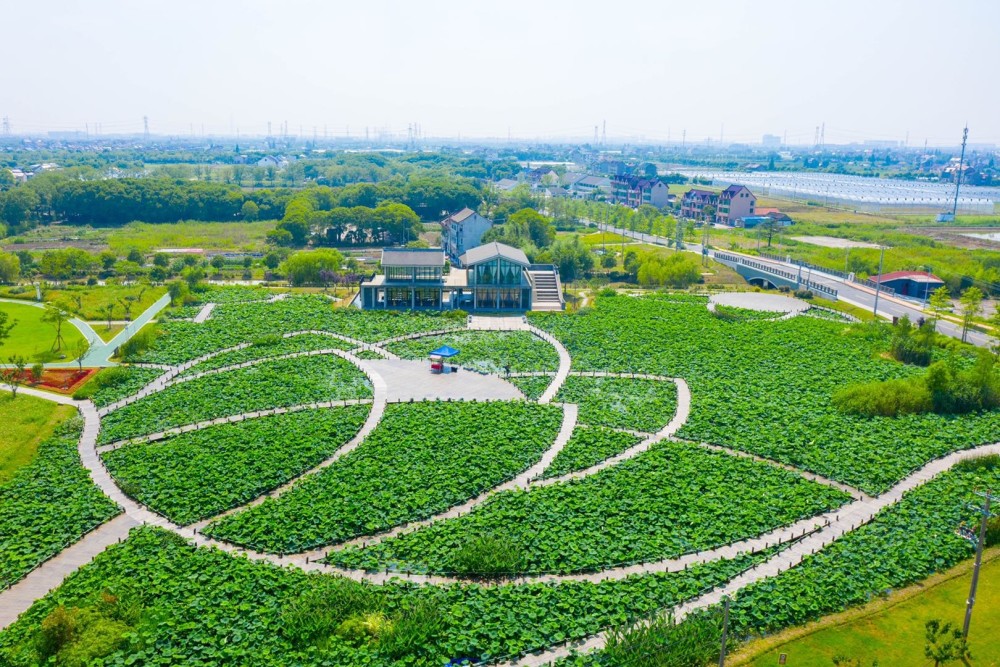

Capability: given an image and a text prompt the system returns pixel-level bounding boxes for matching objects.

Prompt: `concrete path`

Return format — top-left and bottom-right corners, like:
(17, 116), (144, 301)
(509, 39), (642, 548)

(77, 293), (172, 368)
(533, 378), (690, 487)
(708, 292), (810, 314)
(358, 359), (524, 402)
(95, 399), (374, 454)
(6, 385), (79, 405)
(294, 402), (581, 563)
(497, 440), (1000, 667)
(531, 326), (571, 404)
(192, 302), (215, 323)
(0, 514), (139, 630)
(99, 330), (379, 415)
(467, 315), (531, 331)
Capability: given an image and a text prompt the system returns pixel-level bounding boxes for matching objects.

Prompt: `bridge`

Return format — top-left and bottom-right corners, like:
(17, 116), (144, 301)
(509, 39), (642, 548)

(712, 251), (839, 300)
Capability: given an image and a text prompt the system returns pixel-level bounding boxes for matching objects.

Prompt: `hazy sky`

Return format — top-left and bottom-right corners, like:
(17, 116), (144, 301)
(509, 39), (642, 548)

(4, 0), (998, 145)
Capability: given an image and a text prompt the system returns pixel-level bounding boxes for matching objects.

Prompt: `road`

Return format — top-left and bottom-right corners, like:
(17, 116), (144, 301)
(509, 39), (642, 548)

(589, 220), (997, 350)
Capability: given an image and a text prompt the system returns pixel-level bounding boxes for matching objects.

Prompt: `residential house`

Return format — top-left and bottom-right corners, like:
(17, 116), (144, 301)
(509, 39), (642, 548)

(715, 185), (757, 225)
(256, 155), (289, 169)
(570, 175), (611, 198)
(543, 186), (570, 199)
(494, 178), (520, 192)
(593, 160), (629, 176)
(680, 189), (719, 220)
(440, 208), (493, 266)
(611, 176), (670, 208)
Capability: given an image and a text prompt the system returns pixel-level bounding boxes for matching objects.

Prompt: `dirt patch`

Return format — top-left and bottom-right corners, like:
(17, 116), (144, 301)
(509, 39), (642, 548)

(901, 226), (1000, 250)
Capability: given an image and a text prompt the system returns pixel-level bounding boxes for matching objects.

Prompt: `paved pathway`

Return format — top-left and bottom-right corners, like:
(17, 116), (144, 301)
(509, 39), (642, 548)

(359, 359), (524, 402)
(192, 302), (215, 323)
(0, 514), (139, 630)
(497, 440), (1000, 667)
(708, 292), (810, 314)
(7, 318), (1000, 664)
(95, 399), (375, 454)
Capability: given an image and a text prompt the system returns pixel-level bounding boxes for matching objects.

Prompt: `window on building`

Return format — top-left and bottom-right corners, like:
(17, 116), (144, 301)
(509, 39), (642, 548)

(386, 288), (411, 307)
(414, 266), (441, 281)
(475, 261), (496, 285)
(414, 288), (440, 307)
(385, 266), (412, 281)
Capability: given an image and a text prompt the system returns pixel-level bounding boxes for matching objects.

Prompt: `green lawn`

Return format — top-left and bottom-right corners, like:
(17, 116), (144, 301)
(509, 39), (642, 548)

(0, 284), (166, 322)
(0, 302), (86, 363)
(86, 322), (126, 342)
(0, 394), (77, 483)
(107, 220), (277, 254)
(739, 548), (1000, 666)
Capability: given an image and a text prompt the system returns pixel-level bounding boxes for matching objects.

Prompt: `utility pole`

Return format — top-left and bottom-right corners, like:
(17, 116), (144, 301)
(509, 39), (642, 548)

(718, 596), (731, 667)
(872, 245), (886, 318)
(951, 125), (969, 218)
(956, 490), (995, 641)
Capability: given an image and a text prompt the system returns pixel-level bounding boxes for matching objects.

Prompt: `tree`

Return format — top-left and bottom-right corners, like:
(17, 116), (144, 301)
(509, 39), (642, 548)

(210, 255), (226, 273)
(1, 187), (40, 227)
(0, 311), (16, 350)
(241, 200), (260, 221)
(266, 227), (294, 247)
(0, 251), (20, 283)
(959, 286), (984, 343)
(282, 249), (344, 286)
(928, 286), (952, 318)
(153, 253), (170, 268)
(74, 337), (94, 371)
(542, 236), (595, 282)
(924, 619), (970, 666)
(182, 266), (206, 291)
(701, 204), (716, 222)
(1, 355), (27, 398)
(126, 248), (144, 264)
(759, 217), (780, 247)
(100, 302), (115, 331)
(42, 302), (71, 351)
(166, 281), (188, 306)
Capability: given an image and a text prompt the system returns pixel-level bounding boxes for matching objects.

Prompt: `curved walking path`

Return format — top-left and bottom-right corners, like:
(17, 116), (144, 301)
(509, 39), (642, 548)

(532, 378), (690, 487)
(99, 330), (388, 415)
(497, 440), (1000, 667)
(5, 323), (999, 663)
(0, 514), (139, 630)
(531, 326), (571, 404)
(95, 399), (375, 454)
(289, 402), (580, 562)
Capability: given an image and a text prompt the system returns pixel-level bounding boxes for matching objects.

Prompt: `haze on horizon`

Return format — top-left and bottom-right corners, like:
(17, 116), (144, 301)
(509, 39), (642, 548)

(3, 0), (998, 146)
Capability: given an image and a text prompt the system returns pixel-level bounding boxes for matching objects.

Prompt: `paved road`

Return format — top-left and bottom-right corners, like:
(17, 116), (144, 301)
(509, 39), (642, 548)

(590, 221), (997, 349)
(0, 293), (172, 368)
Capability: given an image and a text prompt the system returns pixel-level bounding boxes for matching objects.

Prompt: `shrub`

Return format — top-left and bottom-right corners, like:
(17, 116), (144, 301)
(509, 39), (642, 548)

(832, 378), (932, 417)
(793, 289), (814, 300)
(118, 326), (159, 361)
(73, 366), (134, 400)
(377, 600), (445, 660)
(280, 577), (376, 648)
(336, 612), (392, 646)
(449, 535), (525, 577)
(603, 609), (726, 667)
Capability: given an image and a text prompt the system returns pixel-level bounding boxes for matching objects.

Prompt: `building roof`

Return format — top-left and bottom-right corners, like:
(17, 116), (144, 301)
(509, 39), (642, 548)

(577, 175), (610, 187)
(873, 270), (945, 284)
(380, 248), (445, 268)
(460, 241), (530, 267)
(721, 184), (753, 198)
(442, 207), (477, 225)
(755, 207), (782, 216)
(683, 189), (718, 200)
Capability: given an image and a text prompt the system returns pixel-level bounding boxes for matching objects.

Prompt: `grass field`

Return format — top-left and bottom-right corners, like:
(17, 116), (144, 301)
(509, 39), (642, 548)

(0, 394), (76, 483)
(0, 302), (86, 362)
(107, 220), (277, 253)
(86, 322), (126, 342)
(0, 284), (166, 321)
(736, 547), (1000, 667)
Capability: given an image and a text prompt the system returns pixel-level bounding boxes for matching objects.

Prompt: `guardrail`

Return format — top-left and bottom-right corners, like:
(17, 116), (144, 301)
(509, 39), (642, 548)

(714, 251), (838, 299)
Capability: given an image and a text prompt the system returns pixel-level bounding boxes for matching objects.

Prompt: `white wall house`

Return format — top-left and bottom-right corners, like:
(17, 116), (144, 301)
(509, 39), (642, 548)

(441, 208), (493, 265)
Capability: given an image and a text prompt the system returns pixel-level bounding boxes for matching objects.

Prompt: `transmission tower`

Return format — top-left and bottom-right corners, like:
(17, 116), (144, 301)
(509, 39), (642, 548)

(1, 115), (10, 136)
(143, 115), (149, 141)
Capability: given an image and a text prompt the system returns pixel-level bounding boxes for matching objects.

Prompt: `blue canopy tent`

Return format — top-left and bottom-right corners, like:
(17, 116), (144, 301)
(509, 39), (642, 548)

(429, 345), (459, 374)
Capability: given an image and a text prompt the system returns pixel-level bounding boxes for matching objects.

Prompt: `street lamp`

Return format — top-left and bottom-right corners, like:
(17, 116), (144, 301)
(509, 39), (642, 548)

(872, 245), (887, 318)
